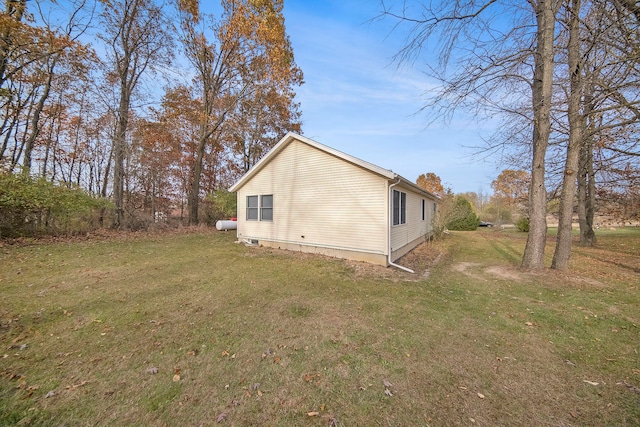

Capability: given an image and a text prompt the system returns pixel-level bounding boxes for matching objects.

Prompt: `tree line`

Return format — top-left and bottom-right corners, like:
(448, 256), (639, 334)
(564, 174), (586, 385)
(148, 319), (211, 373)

(417, 167), (638, 243)
(2, 0), (638, 274)
(385, 0), (639, 270)
(0, 0), (301, 234)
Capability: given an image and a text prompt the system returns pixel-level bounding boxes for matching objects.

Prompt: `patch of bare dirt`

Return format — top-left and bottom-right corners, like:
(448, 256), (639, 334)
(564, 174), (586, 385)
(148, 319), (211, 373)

(248, 240), (446, 281)
(452, 262), (484, 281)
(347, 241), (445, 282)
(452, 262), (525, 282)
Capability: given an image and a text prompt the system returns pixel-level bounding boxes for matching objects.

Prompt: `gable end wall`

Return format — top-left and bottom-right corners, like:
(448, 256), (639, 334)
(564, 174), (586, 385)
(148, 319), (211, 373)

(236, 139), (388, 263)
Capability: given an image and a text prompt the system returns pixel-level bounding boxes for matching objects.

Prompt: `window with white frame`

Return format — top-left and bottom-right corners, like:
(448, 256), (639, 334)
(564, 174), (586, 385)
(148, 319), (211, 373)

(393, 189), (406, 225)
(260, 195), (273, 221)
(247, 194), (273, 221)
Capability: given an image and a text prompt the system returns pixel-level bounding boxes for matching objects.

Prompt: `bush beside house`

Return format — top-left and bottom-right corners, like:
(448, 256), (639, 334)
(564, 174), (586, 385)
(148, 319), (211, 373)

(446, 196), (481, 231)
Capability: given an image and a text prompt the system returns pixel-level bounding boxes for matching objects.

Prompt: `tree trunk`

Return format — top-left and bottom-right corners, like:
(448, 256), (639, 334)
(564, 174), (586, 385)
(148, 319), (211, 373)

(98, 143), (113, 227)
(188, 124), (208, 225)
(522, 0), (557, 270)
(41, 112), (58, 179)
(187, 97), (234, 225)
(112, 90), (130, 228)
(22, 52), (57, 177)
(577, 95), (597, 246)
(552, 0), (582, 270)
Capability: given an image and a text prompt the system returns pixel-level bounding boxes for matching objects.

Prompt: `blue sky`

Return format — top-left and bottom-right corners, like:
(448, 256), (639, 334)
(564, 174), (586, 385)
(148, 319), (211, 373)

(282, 0), (500, 194)
(46, 0), (501, 194)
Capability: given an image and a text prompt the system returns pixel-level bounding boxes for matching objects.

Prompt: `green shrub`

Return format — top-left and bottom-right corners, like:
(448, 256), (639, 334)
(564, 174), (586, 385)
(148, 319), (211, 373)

(516, 217), (530, 232)
(0, 173), (113, 238)
(446, 196), (480, 231)
(202, 189), (237, 225)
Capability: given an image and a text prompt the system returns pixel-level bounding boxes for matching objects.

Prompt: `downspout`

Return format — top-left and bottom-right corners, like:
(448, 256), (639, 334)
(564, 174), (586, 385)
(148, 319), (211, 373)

(389, 177), (415, 273)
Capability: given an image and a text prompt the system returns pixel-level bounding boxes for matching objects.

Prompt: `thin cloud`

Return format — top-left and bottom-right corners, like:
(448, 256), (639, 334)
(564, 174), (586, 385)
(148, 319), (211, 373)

(283, 1), (499, 193)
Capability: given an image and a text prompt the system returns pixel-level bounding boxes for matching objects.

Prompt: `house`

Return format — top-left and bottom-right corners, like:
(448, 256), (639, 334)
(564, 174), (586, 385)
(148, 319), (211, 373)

(228, 132), (439, 270)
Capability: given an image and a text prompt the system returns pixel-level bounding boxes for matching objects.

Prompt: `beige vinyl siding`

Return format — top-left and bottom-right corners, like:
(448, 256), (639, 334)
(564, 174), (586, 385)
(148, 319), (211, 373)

(237, 139), (388, 255)
(425, 199), (436, 230)
(390, 186), (433, 253)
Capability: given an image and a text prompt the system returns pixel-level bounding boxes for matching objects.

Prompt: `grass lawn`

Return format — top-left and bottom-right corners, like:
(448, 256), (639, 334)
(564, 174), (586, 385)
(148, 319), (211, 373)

(1, 228), (638, 426)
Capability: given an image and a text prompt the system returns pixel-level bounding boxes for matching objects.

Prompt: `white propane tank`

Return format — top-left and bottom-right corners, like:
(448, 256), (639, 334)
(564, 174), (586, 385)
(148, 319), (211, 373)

(215, 220), (237, 231)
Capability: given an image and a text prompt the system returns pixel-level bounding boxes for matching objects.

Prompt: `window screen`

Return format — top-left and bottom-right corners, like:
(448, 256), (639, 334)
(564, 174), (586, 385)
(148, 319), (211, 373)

(247, 195), (258, 220)
(393, 190), (406, 225)
(260, 195), (273, 221)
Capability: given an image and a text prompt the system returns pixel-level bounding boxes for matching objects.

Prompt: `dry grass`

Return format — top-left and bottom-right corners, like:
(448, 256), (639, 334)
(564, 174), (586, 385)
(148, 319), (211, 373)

(0, 228), (639, 426)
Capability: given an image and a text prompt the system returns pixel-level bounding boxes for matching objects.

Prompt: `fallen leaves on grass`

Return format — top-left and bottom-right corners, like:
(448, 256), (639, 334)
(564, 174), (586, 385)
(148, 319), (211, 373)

(619, 381), (640, 394)
(66, 380), (89, 390)
(306, 404), (327, 417)
(24, 384), (39, 397)
(145, 367), (159, 374)
(221, 350), (236, 359)
(383, 379), (395, 396)
(216, 412), (227, 423)
(583, 380), (599, 386)
(261, 348), (273, 359)
(477, 392), (485, 399)
(303, 373), (321, 383)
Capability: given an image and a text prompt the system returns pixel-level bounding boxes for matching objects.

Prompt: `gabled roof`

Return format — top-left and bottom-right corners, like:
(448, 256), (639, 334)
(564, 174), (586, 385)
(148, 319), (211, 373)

(229, 132), (438, 200)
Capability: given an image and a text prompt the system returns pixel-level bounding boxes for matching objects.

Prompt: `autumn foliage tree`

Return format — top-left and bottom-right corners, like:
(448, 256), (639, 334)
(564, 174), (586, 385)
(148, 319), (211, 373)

(0, 0), (117, 237)
(98, 0), (174, 228)
(178, 0), (302, 225)
(416, 172), (446, 197)
(0, 0), (94, 174)
(0, 0), (305, 235)
(491, 169), (530, 213)
(229, 80), (302, 174)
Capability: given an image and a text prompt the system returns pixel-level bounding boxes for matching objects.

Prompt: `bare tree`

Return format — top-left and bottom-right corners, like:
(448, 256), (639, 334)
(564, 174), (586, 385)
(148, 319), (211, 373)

(551, 0), (583, 270)
(557, 0), (639, 251)
(382, 0), (560, 269)
(98, 0), (173, 228)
